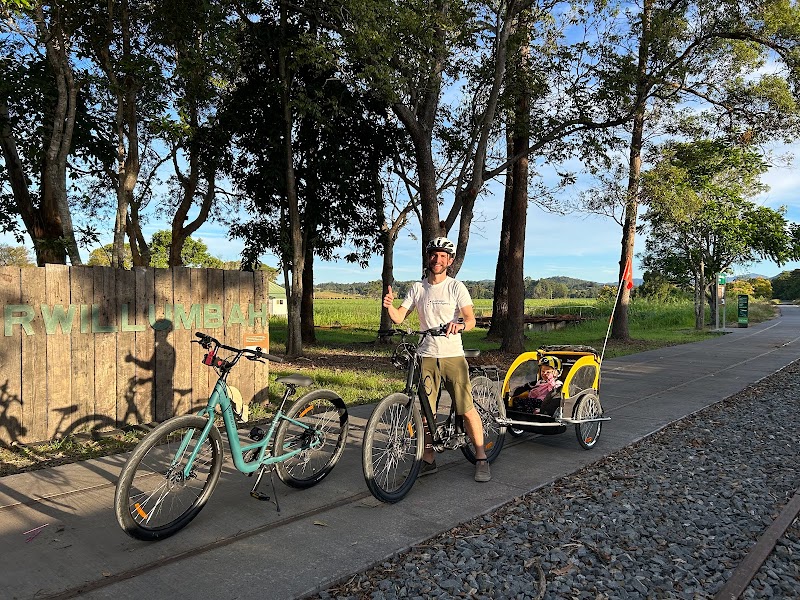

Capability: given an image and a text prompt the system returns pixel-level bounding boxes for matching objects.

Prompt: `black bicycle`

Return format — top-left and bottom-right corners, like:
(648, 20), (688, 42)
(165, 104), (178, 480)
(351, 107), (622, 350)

(362, 326), (506, 503)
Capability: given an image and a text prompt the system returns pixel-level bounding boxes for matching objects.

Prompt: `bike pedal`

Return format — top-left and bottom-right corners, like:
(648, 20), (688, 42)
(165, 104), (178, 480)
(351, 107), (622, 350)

(250, 491), (271, 501)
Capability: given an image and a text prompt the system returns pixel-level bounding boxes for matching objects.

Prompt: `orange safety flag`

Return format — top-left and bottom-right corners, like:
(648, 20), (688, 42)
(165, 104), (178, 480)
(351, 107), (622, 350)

(622, 257), (634, 289)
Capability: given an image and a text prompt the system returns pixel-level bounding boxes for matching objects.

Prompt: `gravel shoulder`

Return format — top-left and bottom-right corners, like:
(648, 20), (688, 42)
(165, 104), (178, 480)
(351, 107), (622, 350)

(313, 360), (800, 600)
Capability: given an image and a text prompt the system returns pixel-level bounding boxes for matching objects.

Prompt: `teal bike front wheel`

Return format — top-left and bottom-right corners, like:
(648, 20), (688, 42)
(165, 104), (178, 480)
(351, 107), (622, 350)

(114, 415), (223, 541)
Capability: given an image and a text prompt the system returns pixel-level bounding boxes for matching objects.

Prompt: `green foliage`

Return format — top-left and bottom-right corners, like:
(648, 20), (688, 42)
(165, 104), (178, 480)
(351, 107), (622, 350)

(595, 285), (619, 304)
(634, 271), (689, 303)
(772, 270), (800, 301)
(750, 277), (773, 299)
(726, 279), (754, 298)
(222, 10), (401, 272)
(148, 230), (223, 268)
(268, 296), (780, 364)
(2, 0), (35, 9)
(727, 277), (772, 299)
(87, 243), (133, 269)
(0, 244), (35, 266)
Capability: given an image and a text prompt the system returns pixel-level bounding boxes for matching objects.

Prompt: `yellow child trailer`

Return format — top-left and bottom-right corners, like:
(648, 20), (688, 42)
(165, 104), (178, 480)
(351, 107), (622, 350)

(499, 345), (609, 449)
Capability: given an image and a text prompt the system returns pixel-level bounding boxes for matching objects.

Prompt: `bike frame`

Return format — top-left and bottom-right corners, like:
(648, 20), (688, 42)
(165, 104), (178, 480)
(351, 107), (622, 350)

(175, 353), (320, 478)
(399, 341), (460, 447)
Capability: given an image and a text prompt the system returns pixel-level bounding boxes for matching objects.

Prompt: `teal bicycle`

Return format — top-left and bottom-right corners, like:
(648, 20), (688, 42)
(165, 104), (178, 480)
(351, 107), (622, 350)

(114, 332), (349, 541)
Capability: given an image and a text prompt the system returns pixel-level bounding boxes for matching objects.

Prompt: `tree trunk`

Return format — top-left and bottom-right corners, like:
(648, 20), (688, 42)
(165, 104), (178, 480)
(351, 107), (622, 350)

(301, 248), (316, 344)
(611, 0), (652, 341)
(95, 0), (141, 268)
(411, 131), (440, 272)
(126, 212), (148, 266)
(695, 261), (706, 330)
(5, 7), (84, 266)
(280, 4), (304, 359)
(378, 201), (413, 336)
(488, 133), (514, 341)
(501, 136), (528, 354)
(380, 228), (397, 334)
(499, 18), (530, 355)
(0, 100), (67, 265)
(39, 6), (82, 265)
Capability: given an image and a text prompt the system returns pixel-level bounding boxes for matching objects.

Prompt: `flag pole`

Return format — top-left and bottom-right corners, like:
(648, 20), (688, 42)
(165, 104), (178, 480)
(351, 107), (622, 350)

(600, 279), (624, 366)
(601, 256), (633, 365)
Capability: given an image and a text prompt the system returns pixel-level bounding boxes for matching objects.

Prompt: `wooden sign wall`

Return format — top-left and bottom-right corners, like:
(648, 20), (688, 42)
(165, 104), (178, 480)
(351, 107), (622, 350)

(0, 265), (271, 445)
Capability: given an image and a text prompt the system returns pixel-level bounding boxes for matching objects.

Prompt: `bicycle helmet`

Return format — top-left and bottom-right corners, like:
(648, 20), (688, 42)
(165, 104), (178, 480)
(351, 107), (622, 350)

(426, 237), (456, 256)
(538, 355), (562, 373)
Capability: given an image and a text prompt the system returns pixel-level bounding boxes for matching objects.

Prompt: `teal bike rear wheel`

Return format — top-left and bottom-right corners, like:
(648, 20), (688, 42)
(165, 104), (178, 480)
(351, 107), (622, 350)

(274, 390), (349, 489)
(114, 415), (223, 541)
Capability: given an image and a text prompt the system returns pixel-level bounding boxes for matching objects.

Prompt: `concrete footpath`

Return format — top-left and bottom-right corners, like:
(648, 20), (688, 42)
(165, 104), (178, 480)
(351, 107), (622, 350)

(2, 306), (800, 600)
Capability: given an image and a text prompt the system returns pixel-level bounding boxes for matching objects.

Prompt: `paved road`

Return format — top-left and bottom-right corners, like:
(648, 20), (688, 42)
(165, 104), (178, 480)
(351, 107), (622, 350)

(2, 306), (799, 600)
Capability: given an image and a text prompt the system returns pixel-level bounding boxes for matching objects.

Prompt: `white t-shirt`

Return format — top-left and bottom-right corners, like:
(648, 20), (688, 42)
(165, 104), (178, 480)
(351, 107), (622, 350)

(401, 277), (473, 357)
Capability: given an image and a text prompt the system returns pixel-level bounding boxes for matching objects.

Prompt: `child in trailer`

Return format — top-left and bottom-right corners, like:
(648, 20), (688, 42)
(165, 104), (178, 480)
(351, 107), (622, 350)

(511, 356), (563, 416)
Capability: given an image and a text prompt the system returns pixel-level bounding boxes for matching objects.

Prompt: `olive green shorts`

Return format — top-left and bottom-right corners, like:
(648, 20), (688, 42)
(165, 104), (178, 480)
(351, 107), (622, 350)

(419, 356), (474, 416)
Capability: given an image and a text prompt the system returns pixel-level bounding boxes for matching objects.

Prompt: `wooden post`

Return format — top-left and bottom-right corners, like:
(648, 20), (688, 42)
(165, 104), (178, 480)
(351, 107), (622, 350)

(45, 264), (72, 439)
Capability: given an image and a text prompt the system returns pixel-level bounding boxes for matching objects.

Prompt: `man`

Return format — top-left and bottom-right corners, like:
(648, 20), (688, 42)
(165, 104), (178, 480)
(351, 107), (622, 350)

(382, 237), (491, 482)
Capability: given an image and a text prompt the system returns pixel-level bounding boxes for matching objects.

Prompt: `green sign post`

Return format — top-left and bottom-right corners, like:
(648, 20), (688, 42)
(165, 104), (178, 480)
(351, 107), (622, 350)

(716, 274), (727, 330)
(737, 294), (749, 328)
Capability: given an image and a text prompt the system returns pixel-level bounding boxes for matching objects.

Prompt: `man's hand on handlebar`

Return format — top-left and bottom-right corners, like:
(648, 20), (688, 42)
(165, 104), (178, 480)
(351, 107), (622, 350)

(443, 318), (466, 337)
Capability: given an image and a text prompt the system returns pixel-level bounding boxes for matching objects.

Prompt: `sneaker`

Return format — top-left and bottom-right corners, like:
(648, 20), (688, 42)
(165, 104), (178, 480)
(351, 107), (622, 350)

(418, 459), (438, 477)
(474, 459), (491, 482)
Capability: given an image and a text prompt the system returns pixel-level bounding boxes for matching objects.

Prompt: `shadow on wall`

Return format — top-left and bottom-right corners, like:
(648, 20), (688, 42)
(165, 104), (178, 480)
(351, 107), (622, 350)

(124, 319), (190, 423)
(0, 380), (26, 446)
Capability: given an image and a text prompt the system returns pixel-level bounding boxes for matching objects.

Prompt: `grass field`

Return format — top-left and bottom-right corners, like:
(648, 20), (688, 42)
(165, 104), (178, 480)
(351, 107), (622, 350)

(275, 296), (775, 356)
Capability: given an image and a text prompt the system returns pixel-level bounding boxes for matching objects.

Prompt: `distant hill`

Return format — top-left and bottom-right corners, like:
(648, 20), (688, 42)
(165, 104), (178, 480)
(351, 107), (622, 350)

(315, 276), (608, 300)
(604, 278), (644, 286)
(728, 273), (771, 281)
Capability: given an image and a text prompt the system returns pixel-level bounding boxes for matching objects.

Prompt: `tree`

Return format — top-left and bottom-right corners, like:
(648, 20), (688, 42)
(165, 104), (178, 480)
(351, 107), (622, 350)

(87, 242), (133, 268)
(298, 0), (522, 273)
(750, 277), (772, 299)
(772, 270), (800, 301)
(149, 0), (238, 268)
(76, 0), (149, 268)
(726, 279), (754, 298)
(634, 271), (686, 303)
(0, 243), (35, 266)
(1, 2), (88, 265)
(148, 230), (223, 268)
(224, 8), (399, 355)
(640, 140), (799, 329)
(377, 176), (417, 335)
(479, 3), (636, 352)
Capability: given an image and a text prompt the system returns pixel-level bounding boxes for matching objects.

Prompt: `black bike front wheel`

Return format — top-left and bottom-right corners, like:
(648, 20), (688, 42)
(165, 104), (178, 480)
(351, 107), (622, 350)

(274, 390), (349, 489)
(461, 375), (506, 464)
(114, 415), (223, 541)
(362, 393), (424, 503)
